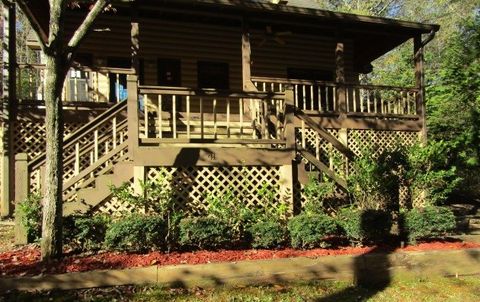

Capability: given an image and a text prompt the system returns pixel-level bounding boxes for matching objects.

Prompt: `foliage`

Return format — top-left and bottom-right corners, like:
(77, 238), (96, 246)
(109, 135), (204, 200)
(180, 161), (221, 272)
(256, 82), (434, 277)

(204, 188), (252, 240)
(14, 194), (42, 242)
(110, 174), (182, 250)
(63, 215), (111, 251)
(347, 145), (406, 210)
(257, 182), (290, 220)
(402, 206), (456, 244)
(204, 183), (288, 242)
(406, 141), (462, 205)
(178, 217), (233, 250)
(287, 213), (337, 249)
(336, 207), (392, 245)
(303, 174), (336, 214)
(248, 218), (287, 249)
(104, 215), (166, 252)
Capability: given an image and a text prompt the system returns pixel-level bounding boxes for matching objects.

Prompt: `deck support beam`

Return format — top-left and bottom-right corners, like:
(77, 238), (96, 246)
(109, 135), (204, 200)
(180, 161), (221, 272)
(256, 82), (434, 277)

(1, 3), (16, 217)
(414, 35), (427, 143)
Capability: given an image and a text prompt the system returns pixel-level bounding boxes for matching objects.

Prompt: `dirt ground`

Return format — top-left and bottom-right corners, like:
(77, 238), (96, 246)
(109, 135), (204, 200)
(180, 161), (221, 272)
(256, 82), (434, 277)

(0, 222), (15, 253)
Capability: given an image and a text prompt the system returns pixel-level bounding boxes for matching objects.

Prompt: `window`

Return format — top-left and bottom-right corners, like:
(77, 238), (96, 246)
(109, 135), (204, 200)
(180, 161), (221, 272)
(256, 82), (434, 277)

(107, 57), (131, 69)
(157, 59), (181, 86)
(157, 59), (182, 111)
(68, 70), (89, 102)
(197, 61), (229, 89)
(287, 68), (333, 82)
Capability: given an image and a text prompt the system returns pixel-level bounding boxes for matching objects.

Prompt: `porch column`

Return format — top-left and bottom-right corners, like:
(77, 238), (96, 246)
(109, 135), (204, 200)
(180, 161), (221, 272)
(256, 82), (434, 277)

(335, 32), (347, 113)
(242, 17), (257, 91)
(131, 2), (140, 75)
(1, 3), (16, 217)
(128, 3), (140, 158)
(414, 35), (427, 142)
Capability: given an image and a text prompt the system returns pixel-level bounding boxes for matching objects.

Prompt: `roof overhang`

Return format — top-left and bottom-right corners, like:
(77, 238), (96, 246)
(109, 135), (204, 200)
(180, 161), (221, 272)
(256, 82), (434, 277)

(25, 0), (439, 70)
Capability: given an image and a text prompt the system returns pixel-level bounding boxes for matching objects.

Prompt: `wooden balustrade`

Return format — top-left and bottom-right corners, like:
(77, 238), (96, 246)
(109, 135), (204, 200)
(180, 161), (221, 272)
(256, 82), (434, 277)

(138, 86), (287, 146)
(27, 100), (128, 202)
(252, 76), (419, 119)
(16, 63), (134, 103)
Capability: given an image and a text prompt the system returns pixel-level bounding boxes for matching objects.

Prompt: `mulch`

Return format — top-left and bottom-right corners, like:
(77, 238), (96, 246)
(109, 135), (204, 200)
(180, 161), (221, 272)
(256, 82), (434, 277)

(1, 241), (479, 278)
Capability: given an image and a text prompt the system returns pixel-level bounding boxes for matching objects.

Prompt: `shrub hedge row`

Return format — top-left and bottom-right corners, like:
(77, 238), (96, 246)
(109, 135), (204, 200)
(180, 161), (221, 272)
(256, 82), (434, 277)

(63, 206), (456, 252)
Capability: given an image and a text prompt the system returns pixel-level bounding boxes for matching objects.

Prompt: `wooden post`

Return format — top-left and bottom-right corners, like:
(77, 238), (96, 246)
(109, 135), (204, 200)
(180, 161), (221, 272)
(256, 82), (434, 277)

(133, 166), (145, 196)
(279, 164), (294, 216)
(14, 153), (29, 244)
(242, 17), (257, 92)
(127, 75), (139, 158)
(338, 128), (348, 177)
(414, 35), (427, 143)
(335, 33), (347, 113)
(1, 3), (16, 217)
(284, 86), (296, 152)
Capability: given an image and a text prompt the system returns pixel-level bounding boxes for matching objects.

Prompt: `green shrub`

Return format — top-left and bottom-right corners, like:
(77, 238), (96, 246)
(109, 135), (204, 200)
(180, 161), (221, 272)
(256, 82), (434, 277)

(14, 194), (42, 242)
(337, 207), (392, 245)
(248, 218), (286, 249)
(303, 175), (336, 214)
(110, 177), (183, 251)
(64, 215), (111, 251)
(104, 215), (166, 252)
(287, 213), (337, 249)
(179, 217), (233, 250)
(347, 146), (406, 210)
(402, 206), (456, 243)
(406, 142), (462, 206)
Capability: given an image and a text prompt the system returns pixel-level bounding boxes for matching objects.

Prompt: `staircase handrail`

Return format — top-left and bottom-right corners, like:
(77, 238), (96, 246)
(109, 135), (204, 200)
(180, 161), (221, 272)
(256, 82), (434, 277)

(28, 100), (127, 171)
(295, 108), (356, 160)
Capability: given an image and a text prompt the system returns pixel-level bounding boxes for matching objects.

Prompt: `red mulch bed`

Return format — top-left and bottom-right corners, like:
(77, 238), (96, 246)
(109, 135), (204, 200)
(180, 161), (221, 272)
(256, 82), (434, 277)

(1, 241), (479, 278)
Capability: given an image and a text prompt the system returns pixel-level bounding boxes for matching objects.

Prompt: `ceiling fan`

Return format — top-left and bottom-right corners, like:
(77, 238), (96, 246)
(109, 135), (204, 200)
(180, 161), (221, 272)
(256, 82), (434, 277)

(258, 25), (292, 47)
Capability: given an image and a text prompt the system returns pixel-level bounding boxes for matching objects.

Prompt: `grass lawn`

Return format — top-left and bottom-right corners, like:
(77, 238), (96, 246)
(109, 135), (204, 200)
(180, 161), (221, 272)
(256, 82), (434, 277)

(2, 276), (480, 302)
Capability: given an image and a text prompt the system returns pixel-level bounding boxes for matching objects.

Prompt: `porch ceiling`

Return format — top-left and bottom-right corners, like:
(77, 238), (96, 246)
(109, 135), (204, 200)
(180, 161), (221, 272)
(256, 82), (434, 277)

(26, 0), (439, 69)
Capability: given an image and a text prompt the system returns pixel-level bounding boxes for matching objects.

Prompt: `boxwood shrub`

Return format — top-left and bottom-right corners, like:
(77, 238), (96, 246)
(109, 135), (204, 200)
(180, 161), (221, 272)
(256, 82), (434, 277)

(287, 213), (337, 249)
(104, 215), (166, 252)
(64, 215), (111, 251)
(402, 206), (456, 244)
(179, 217), (233, 250)
(248, 218), (286, 249)
(336, 207), (392, 245)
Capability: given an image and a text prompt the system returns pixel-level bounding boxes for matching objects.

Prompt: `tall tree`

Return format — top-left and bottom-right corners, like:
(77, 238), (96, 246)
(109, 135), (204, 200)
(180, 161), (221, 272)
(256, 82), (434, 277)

(1, 0), (111, 260)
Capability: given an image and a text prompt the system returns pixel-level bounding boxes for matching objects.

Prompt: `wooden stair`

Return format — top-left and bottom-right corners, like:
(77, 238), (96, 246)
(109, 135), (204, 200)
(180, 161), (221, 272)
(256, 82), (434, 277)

(294, 108), (355, 190)
(64, 161), (133, 216)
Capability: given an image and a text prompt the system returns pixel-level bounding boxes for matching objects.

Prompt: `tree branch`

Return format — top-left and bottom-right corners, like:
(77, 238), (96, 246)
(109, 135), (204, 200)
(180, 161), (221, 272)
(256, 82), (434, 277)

(16, 0), (49, 54)
(1, 0), (13, 6)
(66, 0), (110, 62)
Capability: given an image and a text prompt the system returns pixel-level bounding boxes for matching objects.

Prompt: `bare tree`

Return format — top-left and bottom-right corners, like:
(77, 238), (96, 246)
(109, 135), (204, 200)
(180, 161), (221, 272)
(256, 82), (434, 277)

(1, 0), (111, 260)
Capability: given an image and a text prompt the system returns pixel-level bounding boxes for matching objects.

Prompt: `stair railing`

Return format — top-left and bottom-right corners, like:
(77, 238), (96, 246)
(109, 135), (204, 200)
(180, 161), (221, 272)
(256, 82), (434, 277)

(27, 100), (128, 202)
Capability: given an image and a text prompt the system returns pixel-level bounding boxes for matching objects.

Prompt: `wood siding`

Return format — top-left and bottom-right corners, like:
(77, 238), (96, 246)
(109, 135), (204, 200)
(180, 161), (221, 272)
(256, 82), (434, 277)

(65, 12), (358, 111)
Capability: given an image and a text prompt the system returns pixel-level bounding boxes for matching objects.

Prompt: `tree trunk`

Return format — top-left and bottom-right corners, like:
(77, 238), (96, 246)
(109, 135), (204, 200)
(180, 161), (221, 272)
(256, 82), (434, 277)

(41, 54), (65, 260)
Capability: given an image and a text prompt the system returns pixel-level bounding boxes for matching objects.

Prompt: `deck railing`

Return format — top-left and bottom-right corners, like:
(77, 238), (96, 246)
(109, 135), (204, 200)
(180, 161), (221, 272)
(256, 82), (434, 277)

(138, 86), (287, 146)
(16, 63), (133, 103)
(252, 76), (419, 118)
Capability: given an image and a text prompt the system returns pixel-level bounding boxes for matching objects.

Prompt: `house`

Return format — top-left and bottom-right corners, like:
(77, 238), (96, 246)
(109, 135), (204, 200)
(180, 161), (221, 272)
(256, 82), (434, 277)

(0, 0), (439, 235)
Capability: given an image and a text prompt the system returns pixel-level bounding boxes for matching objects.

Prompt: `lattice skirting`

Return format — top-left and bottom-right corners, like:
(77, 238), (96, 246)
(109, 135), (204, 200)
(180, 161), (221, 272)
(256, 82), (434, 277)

(13, 119), (85, 159)
(296, 128), (420, 208)
(94, 166), (286, 216)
